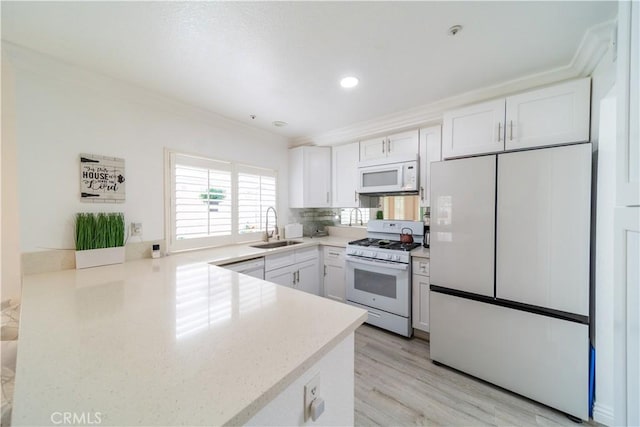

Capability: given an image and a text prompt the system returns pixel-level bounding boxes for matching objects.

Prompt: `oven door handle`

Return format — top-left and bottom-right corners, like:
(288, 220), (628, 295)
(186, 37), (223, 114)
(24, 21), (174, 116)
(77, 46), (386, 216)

(345, 256), (409, 271)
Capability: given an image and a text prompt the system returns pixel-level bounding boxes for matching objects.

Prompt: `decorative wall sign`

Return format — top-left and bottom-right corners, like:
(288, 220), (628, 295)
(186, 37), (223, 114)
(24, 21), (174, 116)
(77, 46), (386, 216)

(79, 153), (125, 203)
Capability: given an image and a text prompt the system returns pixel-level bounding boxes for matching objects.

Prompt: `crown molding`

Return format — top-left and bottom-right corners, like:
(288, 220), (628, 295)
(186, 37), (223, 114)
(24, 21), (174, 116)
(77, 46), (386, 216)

(292, 19), (616, 147)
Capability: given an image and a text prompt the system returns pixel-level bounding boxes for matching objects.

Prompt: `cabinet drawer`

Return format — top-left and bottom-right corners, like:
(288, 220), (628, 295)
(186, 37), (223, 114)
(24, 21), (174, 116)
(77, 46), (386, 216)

(412, 258), (430, 277)
(265, 250), (296, 271)
(295, 246), (318, 263)
(323, 246), (345, 266)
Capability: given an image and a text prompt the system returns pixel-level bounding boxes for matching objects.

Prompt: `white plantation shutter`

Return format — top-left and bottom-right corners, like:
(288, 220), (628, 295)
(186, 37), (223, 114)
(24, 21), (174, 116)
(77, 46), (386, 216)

(237, 165), (277, 240)
(169, 152), (278, 251)
(171, 154), (233, 250)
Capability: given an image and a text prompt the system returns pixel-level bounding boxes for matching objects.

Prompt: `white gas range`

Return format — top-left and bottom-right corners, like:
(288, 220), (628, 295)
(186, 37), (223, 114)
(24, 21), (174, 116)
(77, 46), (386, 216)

(345, 220), (424, 337)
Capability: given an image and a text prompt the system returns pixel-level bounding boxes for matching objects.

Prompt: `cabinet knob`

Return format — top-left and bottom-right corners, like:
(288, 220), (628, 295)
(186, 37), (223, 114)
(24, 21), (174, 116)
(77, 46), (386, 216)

(381, 140), (385, 154)
(498, 122), (502, 142)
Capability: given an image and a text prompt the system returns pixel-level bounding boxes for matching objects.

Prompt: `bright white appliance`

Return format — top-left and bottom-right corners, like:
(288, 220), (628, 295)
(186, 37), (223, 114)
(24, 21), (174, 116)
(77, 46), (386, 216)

(429, 143), (592, 421)
(345, 220), (423, 337)
(357, 154), (418, 195)
(218, 257), (265, 279)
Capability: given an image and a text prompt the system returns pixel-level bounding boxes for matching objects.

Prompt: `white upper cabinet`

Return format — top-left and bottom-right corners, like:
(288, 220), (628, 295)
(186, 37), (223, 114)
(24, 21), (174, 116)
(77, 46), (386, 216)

(387, 130), (420, 157)
(289, 146), (331, 208)
(617, 1), (639, 207)
(418, 125), (442, 208)
(331, 142), (360, 208)
(505, 78), (591, 151)
(442, 78), (591, 159)
(360, 130), (419, 161)
(442, 99), (506, 159)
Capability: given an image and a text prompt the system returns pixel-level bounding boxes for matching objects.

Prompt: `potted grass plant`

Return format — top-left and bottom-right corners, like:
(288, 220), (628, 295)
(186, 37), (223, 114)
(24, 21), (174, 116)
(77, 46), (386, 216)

(75, 212), (126, 269)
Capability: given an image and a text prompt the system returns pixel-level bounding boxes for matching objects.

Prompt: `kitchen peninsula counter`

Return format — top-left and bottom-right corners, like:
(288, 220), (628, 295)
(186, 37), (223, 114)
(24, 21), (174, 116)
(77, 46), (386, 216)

(12, 254), (367, 426)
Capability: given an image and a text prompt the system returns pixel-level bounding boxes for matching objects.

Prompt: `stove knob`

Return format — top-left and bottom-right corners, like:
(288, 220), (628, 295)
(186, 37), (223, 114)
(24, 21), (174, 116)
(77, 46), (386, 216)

(366, 251), (374, 258)
(357, 250), (363, 256)
(393, 255), (401, 261)
(386, 254), (392, 260)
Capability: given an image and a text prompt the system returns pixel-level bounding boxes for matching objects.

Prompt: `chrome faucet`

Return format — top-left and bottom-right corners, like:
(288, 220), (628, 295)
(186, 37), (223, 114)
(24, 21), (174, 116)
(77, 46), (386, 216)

(264, 206), (279, 242)
(349, 208), (363, 226)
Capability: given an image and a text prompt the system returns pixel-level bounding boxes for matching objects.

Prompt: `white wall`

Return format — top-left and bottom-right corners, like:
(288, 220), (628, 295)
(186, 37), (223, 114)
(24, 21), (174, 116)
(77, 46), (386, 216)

(1, 56), (22, 302)
(594, 92), (616, 426)
(3, 44), (290, 255)
(590, 44), (617, 426)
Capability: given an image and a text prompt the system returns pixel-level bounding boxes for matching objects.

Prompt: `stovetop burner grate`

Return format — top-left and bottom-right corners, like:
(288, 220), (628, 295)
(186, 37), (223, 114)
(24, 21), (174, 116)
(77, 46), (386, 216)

(348, 238), (420, 252)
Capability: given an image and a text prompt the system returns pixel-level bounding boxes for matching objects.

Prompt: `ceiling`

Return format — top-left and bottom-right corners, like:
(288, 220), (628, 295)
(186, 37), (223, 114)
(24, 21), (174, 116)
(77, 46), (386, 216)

(2, 1), (617, 142)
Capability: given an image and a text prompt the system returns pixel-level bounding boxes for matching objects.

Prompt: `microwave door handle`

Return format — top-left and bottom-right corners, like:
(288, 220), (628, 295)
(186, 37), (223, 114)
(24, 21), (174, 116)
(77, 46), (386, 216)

(346, 256), (409, 271)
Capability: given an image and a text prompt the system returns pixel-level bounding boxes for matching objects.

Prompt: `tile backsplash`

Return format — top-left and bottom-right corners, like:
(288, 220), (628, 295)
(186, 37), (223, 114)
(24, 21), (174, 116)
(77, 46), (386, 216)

(288, 208), (340, 236)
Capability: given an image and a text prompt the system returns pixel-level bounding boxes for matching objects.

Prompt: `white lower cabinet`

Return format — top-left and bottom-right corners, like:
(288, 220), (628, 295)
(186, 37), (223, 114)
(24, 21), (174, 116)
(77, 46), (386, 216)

(265, 247), (320, 295)
(412, 258), (430, 332)
(323, 247), (346, 302)
(296, 259), (320, 295)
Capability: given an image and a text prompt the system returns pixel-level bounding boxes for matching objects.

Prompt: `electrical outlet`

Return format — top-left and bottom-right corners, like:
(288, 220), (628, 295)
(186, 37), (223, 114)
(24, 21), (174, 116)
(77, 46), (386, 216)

(131, 222), (143, 236)
(304, 374), (320, 421)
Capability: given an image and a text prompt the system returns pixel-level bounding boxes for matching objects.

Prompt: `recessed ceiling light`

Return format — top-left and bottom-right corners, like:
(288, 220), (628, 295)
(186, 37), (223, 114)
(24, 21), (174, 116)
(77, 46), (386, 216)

(340, 76), (359, 88)
(272, 121), (288, 127)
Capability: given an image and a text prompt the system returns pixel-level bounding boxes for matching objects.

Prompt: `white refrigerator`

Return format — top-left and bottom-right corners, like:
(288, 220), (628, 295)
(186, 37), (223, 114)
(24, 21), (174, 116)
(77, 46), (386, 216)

(429, 143), (592, 420)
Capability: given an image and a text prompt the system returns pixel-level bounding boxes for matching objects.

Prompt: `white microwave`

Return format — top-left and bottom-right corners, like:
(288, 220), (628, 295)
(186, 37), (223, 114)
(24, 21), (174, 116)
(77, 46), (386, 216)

(357, 155), (419, 195)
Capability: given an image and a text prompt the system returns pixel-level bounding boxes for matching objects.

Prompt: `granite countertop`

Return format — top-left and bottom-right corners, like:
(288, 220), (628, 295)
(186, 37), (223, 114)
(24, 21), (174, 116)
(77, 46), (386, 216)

(167, 236), (353, 267)
(410, 247), (430, 259)
(12, 253), (367, 426)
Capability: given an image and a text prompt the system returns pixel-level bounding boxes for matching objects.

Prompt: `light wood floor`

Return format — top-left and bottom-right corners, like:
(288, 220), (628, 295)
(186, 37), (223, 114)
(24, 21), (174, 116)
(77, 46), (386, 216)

(354, 324), (598, 427)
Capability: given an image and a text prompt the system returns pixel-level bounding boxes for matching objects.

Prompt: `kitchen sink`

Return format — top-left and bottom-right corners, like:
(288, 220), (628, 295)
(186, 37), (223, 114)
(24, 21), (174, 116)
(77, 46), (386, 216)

(250, 240), (303, 249)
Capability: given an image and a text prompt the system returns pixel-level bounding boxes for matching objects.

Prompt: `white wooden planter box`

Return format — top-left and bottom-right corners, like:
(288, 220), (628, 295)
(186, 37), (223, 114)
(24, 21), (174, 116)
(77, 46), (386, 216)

(75, 246), (125, 269)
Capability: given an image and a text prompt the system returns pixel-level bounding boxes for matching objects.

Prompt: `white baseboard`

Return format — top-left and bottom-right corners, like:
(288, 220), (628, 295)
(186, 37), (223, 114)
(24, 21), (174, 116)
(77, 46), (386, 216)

(593, 402), (614, 426)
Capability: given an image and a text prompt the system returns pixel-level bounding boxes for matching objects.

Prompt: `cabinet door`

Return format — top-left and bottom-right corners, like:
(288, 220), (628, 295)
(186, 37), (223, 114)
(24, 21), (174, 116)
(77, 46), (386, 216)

(324, 264), (345, 302)
(387, 130), (419, 157)
(613, 207), (640, 426)
(419, 125), (442, 207)
(297, 259), (320, 295)
(265, 265), (296, 288)
(442, 99), (505, 159)
(290, 147), (331, 208)
(323, 246), (345, 267)
(288, 148), (304, 208)
(303, 147), (331, 207)
(332, 142), (360, 208)
(360, 137), (388, 161)
(617, 1), (639, 206)
(430, 155), (496, 297)
(505, 78), (591, 151)
(411, 273), (430, 332)
(496, 144), (591, 315)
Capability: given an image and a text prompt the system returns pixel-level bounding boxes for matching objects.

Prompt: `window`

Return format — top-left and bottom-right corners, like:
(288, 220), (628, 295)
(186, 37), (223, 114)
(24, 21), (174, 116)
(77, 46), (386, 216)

(169, 152), (277, 252)
(237, 167), (276, 234)
(340, 208), (370, 226)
